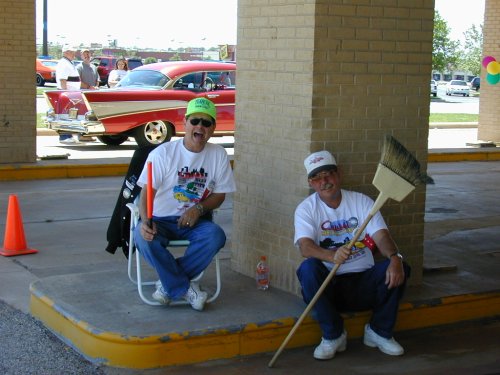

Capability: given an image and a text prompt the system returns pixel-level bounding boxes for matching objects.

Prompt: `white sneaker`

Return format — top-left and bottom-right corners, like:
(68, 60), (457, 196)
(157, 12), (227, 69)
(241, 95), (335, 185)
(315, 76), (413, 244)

(184, 282), (208, 311)
(363, 324), (404, 356)
(313, 331), (347, 360)
(59, 137), (78, 144)
(152, 284), (171, 305)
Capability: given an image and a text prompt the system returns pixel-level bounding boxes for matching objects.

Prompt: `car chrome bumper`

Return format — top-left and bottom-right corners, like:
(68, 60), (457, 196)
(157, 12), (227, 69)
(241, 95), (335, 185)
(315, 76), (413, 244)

(46, 118), (106, 134)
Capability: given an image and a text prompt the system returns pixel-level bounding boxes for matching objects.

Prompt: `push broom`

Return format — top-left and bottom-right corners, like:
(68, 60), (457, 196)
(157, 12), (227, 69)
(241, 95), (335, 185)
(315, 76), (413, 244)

(268, 135), (433, 368)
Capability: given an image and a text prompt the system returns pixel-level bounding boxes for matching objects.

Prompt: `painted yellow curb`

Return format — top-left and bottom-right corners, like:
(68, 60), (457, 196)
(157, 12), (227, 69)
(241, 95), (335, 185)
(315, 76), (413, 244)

(0, 160), (235, 181)
(30, 287), (320, 369)
(428, 150), (500, 162)
(30, 283), (500, 369)
(0, 163), (128, 181)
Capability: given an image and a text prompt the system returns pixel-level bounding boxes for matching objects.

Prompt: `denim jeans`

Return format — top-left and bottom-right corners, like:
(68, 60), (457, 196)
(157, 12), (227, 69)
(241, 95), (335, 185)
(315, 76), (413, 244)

(134, 216), (226, 300)
(296, 258), (410, 340)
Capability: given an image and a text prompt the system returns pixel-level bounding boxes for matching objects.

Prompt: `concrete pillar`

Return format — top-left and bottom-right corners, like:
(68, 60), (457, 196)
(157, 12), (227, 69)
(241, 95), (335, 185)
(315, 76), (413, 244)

(478, 0), (500, 142)
(0, 0), (36, 164)
(232, 0), (435, 293)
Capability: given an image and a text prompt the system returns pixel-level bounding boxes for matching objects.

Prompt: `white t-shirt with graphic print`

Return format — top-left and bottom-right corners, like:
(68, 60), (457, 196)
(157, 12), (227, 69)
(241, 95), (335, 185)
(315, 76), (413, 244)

(294, 189), (387, 275)
(138, 139), (236, 217)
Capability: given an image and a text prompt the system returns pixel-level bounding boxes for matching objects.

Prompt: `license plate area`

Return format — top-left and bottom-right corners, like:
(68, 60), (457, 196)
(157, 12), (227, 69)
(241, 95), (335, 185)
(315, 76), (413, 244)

(68, 108), (78, 119)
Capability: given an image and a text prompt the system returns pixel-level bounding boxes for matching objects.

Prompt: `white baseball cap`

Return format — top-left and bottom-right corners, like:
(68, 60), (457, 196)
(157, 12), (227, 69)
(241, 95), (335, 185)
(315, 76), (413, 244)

(62, 44), (77, 52)
(304, 151), (337, 178)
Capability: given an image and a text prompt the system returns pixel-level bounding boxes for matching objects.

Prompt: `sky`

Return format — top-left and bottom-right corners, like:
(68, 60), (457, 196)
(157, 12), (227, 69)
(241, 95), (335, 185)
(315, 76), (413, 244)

(435, 0), (485, 42)
(36, 0), (238, 50)
(36, 0), (484, 50)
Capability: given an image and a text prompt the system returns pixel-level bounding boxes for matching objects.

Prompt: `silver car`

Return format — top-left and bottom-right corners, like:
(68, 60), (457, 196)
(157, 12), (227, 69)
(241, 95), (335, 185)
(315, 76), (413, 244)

(430, 79), (437, 97)
(445, 80), (470, 97)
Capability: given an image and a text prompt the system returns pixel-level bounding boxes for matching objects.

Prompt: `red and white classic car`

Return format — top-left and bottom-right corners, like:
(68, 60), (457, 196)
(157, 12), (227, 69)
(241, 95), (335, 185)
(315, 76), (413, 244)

(44, 61), (236, 146)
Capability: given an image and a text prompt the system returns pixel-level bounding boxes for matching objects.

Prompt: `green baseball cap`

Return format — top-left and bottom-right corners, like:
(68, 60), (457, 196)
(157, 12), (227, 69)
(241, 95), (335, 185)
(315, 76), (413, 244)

(185, 98), (217, 123)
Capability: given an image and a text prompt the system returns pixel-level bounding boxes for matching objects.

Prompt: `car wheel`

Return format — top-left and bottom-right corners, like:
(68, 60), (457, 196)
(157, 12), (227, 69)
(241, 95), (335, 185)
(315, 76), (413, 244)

(97, 135), (129, 146)
(36, 74), (45, 87)
(433, 93), (437, 97)
(134, 120), (172, 147)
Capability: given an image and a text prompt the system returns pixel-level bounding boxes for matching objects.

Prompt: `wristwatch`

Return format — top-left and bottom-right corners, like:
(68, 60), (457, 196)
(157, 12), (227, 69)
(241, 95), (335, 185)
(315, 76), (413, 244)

(389, 252), (403, 260)
(194, 203), (205, 215)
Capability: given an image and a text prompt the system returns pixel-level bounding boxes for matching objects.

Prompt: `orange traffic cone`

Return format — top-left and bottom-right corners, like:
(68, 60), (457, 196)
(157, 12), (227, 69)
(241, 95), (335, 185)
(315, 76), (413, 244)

(0, 194), (38, 256)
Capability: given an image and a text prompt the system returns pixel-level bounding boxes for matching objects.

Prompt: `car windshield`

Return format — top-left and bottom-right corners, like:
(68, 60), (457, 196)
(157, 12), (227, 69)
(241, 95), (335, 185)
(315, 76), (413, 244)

(451, 80), (467, 86)
(42, 61), (57, 67)
(117, 70), (170, 89)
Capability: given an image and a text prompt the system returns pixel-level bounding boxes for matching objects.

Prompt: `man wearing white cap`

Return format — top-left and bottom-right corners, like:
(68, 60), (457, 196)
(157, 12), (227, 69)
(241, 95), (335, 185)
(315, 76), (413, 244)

(294, 150), (410, 360)
(55, 45), (81, 143)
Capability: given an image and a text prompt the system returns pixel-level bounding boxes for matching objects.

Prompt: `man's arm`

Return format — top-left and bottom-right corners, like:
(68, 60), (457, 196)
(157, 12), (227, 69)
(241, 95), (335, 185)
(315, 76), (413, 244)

(371, 229), (405, 289)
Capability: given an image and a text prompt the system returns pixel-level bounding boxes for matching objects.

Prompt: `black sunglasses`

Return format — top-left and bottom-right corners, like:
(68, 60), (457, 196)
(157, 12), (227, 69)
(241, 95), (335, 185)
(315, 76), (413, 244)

(188, 117), (213, 128)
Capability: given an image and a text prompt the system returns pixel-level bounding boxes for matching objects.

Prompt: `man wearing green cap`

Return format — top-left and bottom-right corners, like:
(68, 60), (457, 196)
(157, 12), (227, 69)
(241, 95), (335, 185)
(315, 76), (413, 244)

(134, 98), (236, 311)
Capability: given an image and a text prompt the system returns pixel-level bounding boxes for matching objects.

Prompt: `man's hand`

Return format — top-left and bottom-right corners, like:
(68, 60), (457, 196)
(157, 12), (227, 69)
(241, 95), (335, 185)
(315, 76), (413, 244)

(333, 245), (351, 264)
(385, 257), (405, 289)
(140, 220), (156, 241)
(177, 205), (202, 228)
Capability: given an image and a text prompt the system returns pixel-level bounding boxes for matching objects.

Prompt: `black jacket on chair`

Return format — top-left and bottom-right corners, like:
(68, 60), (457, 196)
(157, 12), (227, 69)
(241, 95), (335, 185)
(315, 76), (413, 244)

(105, 146), (157, 258)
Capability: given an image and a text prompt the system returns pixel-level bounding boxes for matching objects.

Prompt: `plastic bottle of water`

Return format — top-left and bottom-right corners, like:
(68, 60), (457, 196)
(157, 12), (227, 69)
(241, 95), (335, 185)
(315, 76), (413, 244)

(256, 255), (270, 290)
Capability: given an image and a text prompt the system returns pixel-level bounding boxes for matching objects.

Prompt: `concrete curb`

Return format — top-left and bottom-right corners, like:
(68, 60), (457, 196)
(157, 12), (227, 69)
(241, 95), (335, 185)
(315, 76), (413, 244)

(30, 282), (500, 369)
(2, 150), (499, 181)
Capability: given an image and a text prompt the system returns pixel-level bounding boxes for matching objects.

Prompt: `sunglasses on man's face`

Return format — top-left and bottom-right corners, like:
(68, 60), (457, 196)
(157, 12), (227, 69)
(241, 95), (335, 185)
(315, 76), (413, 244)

(309, 169), (336, 182)
(188, 117), (213, 128)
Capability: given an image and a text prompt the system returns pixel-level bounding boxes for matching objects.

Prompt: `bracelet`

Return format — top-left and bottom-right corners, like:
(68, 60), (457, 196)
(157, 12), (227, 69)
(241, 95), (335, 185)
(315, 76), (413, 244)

(194, 203), (204, 215)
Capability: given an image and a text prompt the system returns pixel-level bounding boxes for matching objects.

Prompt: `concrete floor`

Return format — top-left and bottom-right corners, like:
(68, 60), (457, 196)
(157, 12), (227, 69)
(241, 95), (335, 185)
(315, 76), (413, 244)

(0, 160), (499, 370)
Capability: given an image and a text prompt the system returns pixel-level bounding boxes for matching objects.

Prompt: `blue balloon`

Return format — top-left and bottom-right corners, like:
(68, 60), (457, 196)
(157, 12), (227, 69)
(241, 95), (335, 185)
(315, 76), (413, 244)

(486, 73), (500, 85)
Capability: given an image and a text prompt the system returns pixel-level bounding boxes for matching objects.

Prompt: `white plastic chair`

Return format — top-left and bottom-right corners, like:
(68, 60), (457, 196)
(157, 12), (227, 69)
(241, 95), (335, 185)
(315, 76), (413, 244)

(126, 200), (221, 306)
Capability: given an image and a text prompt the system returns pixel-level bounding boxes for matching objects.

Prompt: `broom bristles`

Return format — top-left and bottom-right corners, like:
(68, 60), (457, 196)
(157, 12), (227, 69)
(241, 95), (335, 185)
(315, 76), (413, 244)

(380, 135), (434, 186)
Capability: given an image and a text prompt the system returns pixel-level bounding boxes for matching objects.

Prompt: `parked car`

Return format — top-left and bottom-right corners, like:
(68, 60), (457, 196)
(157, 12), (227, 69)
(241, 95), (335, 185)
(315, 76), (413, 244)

(445, 80), (470, 97)
(44, 61), (236, 146)
(36, 58), (58, 86)
(90, 56), (143, 86)
(430, 79), (437, 97)
(470, 76), (480, 91)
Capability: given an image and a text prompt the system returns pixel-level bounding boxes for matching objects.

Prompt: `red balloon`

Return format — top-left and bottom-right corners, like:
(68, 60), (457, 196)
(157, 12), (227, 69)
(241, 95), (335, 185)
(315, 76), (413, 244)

(482, 55), (496, 68)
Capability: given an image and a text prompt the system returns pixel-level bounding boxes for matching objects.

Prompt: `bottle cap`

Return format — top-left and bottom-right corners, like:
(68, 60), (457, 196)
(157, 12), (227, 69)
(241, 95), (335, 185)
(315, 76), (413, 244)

(260, 255), (266, 261)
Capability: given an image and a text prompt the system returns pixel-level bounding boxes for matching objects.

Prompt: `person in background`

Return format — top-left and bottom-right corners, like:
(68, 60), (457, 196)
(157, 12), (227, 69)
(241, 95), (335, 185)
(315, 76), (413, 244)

(74, 48), (99, 142)
(294, 150), (410, 361)
(134, 98), (236, 312)
(219, 72), (231, 86)
(108, 58), (128, 88)
(77, 48), (99, 90)
(55, 45), (81, 144)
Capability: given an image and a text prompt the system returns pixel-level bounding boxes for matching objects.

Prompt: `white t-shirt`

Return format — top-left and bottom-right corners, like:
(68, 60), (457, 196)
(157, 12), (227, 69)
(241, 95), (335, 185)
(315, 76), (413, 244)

(108, 69), (128, 87)
(294, 189), (387, 275)
(55, 57), (81, 90)
(138, 140), (236, 217)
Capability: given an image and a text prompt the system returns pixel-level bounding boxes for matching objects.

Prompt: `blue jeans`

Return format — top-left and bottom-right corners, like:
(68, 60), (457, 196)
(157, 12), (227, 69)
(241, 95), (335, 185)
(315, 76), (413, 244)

(296, 258), (410, 340)
(59, 134), (72, 141)
(134, 216), (226, 300)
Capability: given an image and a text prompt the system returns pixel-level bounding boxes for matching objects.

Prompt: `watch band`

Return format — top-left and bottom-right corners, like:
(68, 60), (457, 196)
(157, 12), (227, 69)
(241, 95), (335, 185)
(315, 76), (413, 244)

(389, 252), (403, 260)
(194, 203), (204, 215)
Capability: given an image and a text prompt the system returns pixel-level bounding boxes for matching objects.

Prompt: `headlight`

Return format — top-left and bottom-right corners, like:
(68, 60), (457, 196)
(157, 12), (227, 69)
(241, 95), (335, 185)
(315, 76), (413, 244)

(85, 111), (97, 121)
(46, 108), (55, 118)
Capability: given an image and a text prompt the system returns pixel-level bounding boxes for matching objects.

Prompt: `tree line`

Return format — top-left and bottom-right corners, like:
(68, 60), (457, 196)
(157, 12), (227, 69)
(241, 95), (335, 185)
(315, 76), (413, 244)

(433, 10), (483, 77)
